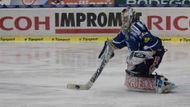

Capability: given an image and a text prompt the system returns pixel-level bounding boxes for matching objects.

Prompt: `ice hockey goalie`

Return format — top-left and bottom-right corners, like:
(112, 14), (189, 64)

(99, 6), (176, 93)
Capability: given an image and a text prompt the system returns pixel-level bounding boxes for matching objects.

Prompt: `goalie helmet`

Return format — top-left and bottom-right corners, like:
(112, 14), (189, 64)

(121, 6), (136, 33)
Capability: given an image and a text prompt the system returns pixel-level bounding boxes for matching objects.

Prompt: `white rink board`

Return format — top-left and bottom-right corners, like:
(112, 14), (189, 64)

(0, 7), (189, 36)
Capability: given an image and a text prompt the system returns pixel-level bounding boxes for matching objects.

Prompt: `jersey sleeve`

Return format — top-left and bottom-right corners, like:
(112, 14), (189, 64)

(142, 33), (164, 52)
(111, 32), (128, 49)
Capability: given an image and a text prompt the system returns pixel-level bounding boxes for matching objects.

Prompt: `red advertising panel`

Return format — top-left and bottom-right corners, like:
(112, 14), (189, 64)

(21, 0), (37, 5)
(10, 0), (48, 5)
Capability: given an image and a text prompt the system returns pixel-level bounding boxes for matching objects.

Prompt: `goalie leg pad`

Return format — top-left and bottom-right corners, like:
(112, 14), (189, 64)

(125, 74), (155, 91)
(124, 73), (176, 93)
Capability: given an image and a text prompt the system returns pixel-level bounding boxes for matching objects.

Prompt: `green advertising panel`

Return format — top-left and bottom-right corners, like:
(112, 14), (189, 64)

(115, 0), (190, 7)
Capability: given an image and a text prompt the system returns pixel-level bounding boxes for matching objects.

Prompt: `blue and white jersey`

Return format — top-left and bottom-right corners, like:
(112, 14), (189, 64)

(112, 21), (164, 52)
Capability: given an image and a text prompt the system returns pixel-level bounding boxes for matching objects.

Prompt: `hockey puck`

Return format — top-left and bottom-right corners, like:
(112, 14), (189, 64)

(75, 85), (80, 89)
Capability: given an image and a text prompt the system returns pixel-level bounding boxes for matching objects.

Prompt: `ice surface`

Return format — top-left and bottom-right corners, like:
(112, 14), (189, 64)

(0, 42), (189, 107)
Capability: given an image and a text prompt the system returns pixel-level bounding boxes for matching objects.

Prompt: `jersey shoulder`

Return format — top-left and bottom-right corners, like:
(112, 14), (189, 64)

(130, 21), (149, 36)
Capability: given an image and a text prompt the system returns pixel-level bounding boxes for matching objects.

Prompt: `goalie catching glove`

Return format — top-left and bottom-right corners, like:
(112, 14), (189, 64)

(98, 41), (115, 61)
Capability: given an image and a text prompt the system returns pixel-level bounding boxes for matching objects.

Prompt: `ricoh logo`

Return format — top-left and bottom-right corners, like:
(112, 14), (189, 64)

(0, 16), (50, 31)
(148, 15), (190, 31)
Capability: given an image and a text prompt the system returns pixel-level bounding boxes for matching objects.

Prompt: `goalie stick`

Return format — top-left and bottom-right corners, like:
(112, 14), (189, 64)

(67, 58), (108, 90)
(67, 41), (113, 90)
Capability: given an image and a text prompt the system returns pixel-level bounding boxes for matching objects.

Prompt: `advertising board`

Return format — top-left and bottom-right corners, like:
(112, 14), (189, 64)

(116, 0), (190, 6)
(0, 7), (189, 37)
(48, 0), (115, 6)
(10, 0), (48, 5)
(0, 0), (11, 5)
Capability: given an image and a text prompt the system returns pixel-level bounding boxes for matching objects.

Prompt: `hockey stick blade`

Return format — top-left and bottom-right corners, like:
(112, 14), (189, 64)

(67, 55), (109, 90)
(67, 60), (108, 90)
(67, 81), (93, 90)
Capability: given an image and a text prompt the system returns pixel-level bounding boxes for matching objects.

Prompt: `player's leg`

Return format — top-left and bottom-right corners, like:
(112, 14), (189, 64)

(125, 70), (176, 93)
(125, 51), (176, 93)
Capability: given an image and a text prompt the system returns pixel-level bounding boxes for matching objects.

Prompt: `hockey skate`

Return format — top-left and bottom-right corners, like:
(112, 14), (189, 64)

(155, 76), (176, 93)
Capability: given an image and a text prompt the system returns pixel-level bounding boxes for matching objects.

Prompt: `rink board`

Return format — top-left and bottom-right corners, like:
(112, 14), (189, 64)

(0, 7), (190, 43)
(0, 7), (190, 37)
(0, 36), (190, 42)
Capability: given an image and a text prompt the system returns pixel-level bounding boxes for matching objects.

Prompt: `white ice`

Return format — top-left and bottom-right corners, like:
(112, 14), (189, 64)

(0, 42), (189, 107)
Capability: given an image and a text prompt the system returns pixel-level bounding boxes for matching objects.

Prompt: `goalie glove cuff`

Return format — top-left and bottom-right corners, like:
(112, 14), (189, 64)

(98, 41), (115, 61)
